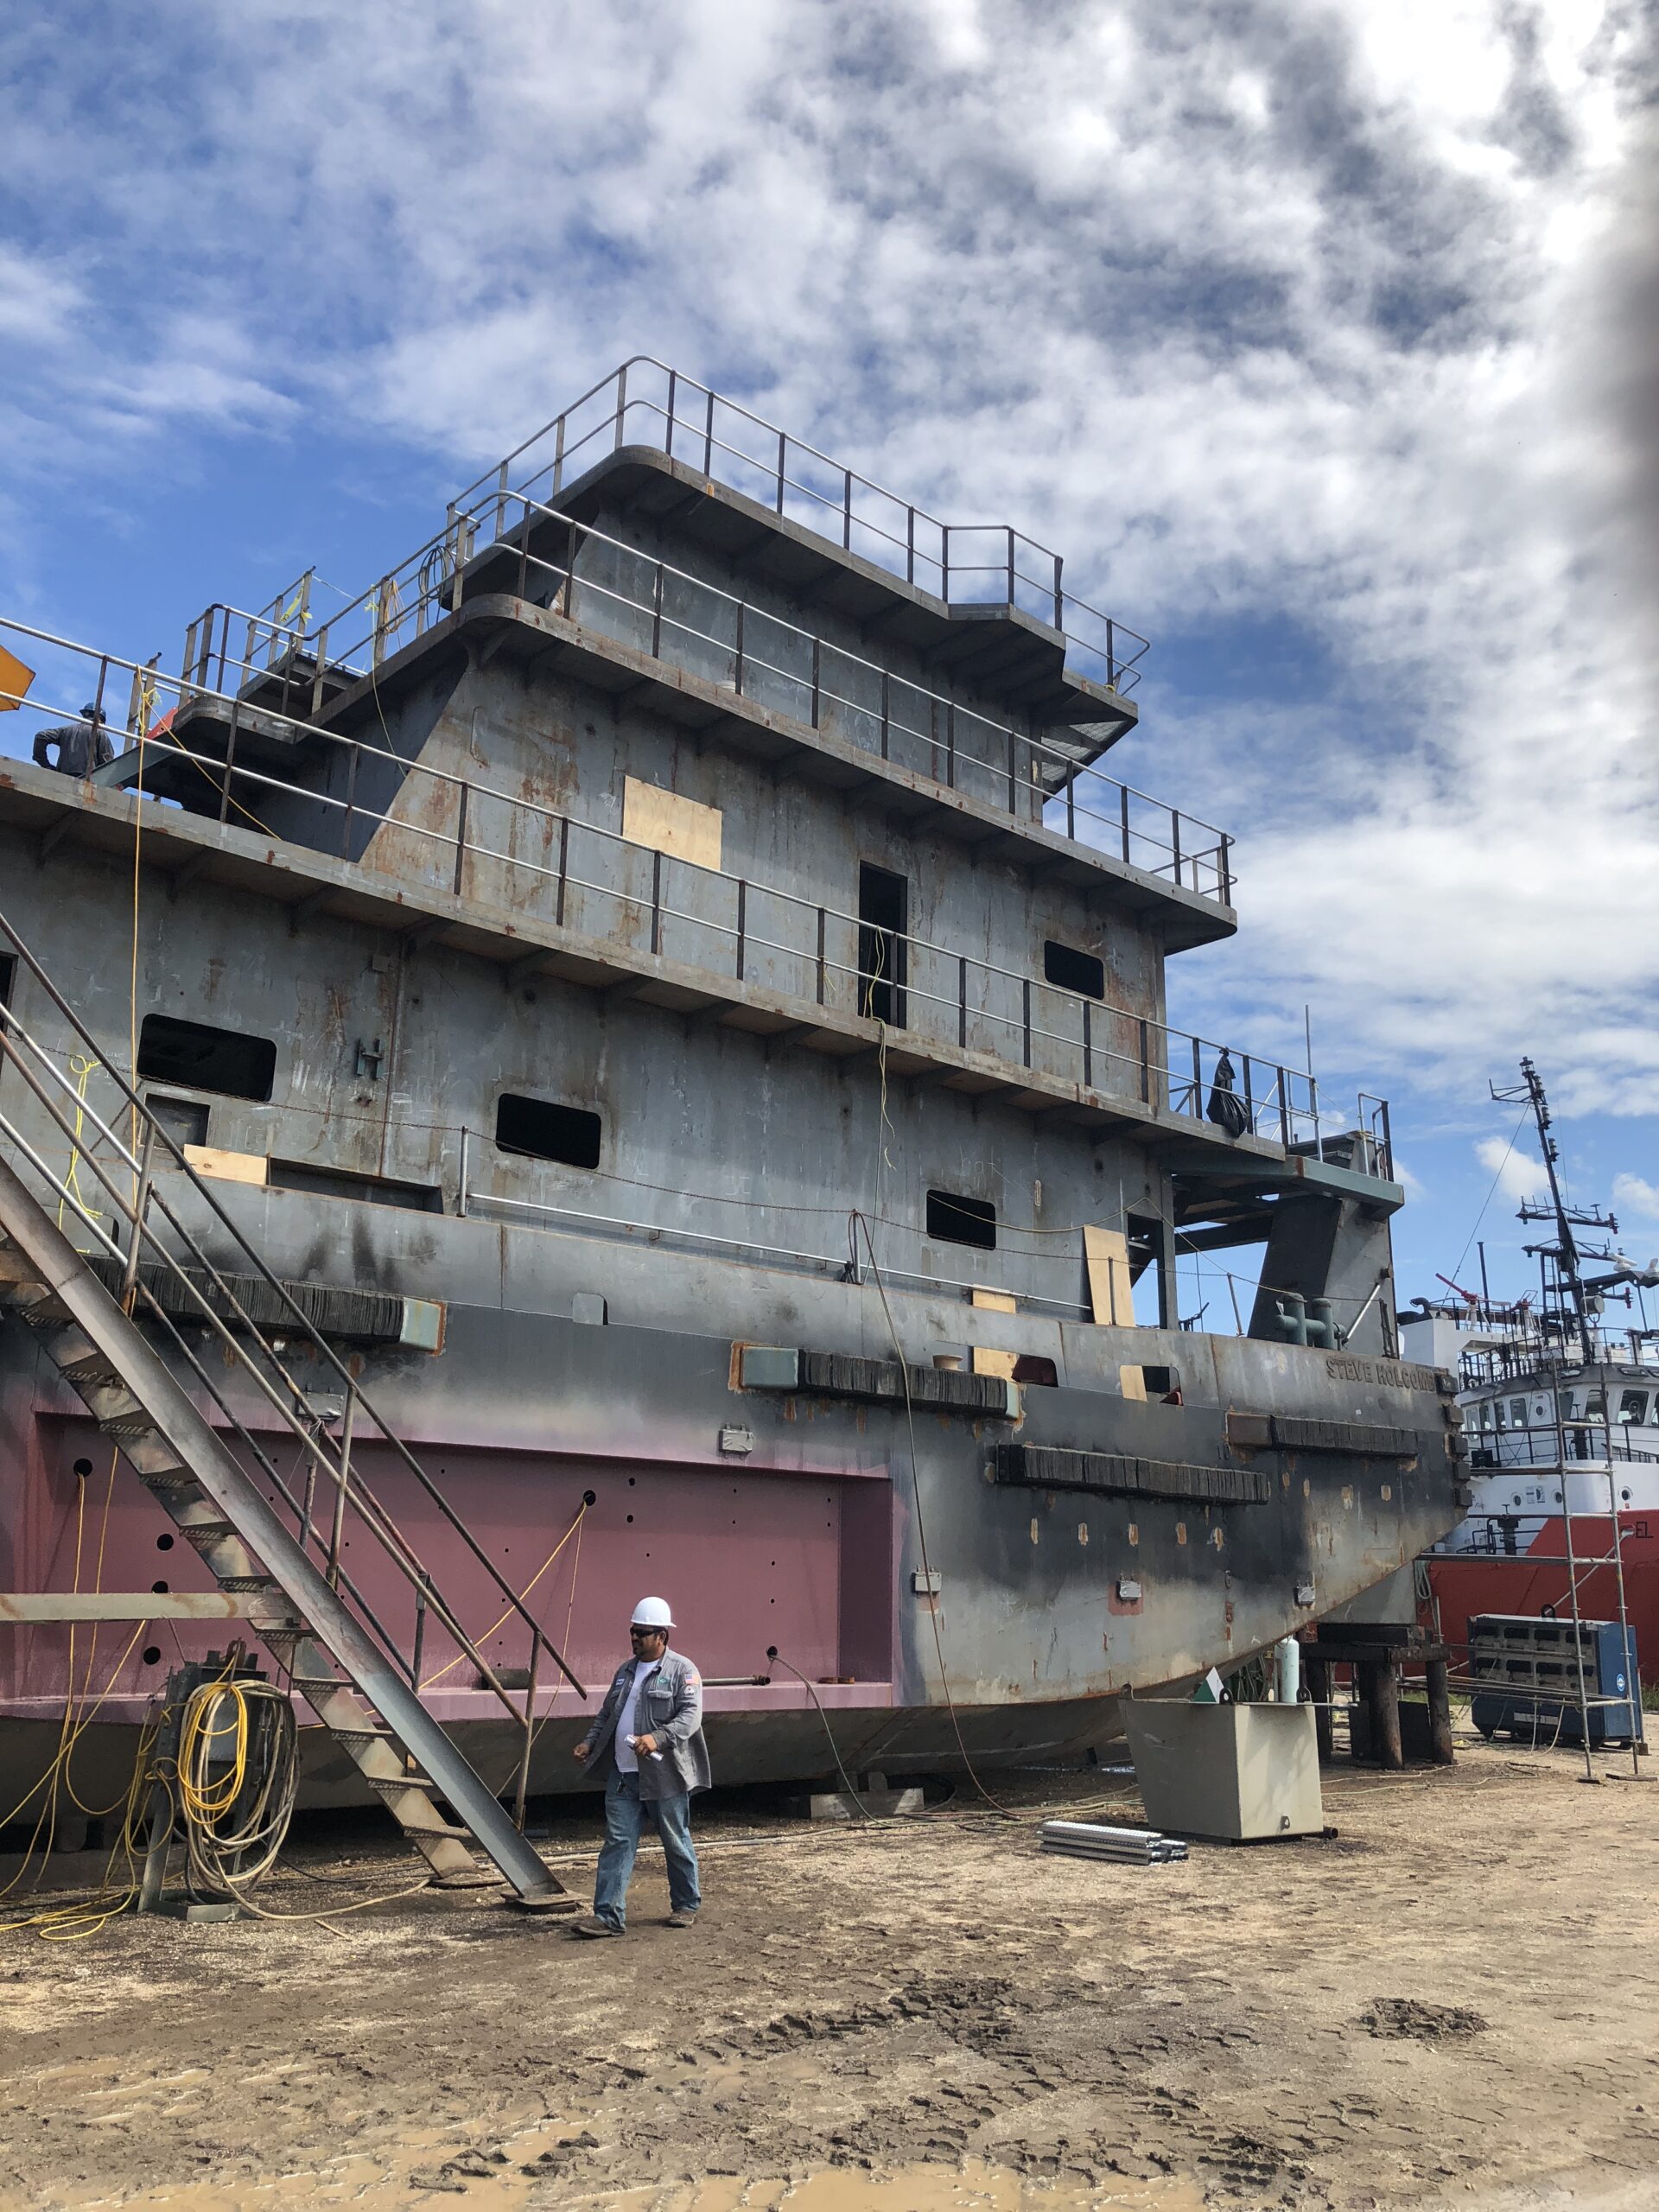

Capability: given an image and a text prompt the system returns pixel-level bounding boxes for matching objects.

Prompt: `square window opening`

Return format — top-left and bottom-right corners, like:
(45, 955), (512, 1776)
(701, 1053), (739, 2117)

(148, 1096), (211, 1150)
(926, 1188), (996, 1250)
(1043, 940), (1104, 1000)
(496, 1093), (602, 1170)
(137, 1014), (276, 1103)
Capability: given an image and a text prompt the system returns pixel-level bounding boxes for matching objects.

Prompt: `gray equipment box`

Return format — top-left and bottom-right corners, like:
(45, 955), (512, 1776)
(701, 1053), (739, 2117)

(1120, 1698), (1324, 1842)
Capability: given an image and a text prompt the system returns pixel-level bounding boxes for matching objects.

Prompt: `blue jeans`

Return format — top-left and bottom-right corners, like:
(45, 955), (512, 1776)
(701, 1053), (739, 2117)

(594, 1771), (700, 1929)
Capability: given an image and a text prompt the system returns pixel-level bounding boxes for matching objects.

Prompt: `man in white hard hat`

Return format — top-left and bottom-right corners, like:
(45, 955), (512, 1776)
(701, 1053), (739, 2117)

(569, 1595), (710, 1936)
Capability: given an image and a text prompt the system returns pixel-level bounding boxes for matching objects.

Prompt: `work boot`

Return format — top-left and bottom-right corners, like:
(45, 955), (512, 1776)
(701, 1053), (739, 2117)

(665, 1909), (698, 1929)
(570, 1915), (625, 1938)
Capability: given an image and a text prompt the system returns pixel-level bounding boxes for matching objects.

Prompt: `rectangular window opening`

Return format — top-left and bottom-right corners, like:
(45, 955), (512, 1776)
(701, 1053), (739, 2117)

(926, 1187), (996, 1250)
(857, 864), (907, 1027)
(137, 1014), (276, 1103)
(1043, 940), (1105, 1000)
(495, 1092), (602, 1169)
(266, 1160), (442, 1213)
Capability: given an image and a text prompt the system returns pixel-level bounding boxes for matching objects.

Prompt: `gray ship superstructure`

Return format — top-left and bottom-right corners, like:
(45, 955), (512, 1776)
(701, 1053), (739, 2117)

(0, 360), (1468, 1813)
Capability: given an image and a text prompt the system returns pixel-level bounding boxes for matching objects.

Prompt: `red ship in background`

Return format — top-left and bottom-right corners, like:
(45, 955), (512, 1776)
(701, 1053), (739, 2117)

(1402, 1061), (1659, 1686)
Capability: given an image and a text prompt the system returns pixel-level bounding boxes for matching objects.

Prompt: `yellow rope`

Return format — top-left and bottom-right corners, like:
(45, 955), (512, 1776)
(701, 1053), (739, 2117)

(420, 1500), (587, 1689)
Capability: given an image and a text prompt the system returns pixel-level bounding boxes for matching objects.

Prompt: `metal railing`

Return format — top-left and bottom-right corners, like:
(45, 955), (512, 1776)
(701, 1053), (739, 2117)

(449, 359), (1148, 693)
(0, 626), (1351, 1158)
(176, 493), (1222, 902)
(0, 906), (586, 1823)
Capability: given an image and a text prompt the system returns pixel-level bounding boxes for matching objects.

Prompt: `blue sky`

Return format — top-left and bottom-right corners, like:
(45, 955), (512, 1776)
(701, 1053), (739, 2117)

(2, 0), (1656, 1315)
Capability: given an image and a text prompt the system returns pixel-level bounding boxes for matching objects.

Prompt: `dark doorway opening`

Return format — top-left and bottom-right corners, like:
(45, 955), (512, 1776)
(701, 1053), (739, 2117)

(857, 865), (907, 1027)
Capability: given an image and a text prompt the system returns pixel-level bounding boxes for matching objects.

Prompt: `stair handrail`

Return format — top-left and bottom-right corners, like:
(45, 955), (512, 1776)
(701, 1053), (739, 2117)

(0, 906), (586, 1719)
(0, 1005), (559, 1730)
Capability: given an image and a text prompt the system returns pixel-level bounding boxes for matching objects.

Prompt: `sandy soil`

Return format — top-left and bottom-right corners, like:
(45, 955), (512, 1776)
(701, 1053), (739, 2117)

(1, 1738), (1656, 2212)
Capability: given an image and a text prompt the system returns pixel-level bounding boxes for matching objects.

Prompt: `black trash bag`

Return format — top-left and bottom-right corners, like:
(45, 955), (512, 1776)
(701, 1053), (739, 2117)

(1206, 1051), (1249, 1139)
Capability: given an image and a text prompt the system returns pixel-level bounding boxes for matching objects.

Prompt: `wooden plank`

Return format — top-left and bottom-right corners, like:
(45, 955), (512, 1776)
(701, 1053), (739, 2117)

(622, 775), (722, 870)
(181, 1145), (269, 1186)
(0, 1592), (245, 1623)
(0, 642), (35, 711)
(1118, 1363), (1147, 1402)
(971, 1346), (1018, 1381)
(969, 1287), (1016, 1313)
(1083, 1225), (1134, 1326)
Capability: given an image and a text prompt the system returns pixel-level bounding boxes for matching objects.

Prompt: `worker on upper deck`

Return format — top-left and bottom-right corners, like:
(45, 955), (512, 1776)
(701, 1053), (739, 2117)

(32, 703), (115, 779)
(569, 1594), (709, 1936)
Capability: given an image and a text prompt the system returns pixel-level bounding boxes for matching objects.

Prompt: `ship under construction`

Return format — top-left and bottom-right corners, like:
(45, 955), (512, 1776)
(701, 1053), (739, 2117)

(0, 360), (1468, 1882)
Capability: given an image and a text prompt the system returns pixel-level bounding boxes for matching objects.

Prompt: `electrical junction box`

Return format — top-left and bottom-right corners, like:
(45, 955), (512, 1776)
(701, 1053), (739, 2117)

(1121, 1698), (1324, 1842)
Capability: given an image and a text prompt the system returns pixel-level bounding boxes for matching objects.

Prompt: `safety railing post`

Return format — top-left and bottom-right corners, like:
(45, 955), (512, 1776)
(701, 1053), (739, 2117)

(1219, 834), (1233, 905)
(652, 562), (664, 660)
(1171, 810), (1182, 888)
(615, 360), (629, 447)
(1083, 1000), (1093, 1090)
(1120, 785), (1131, 865)
(703, 387), (715, 475)
(1052, 553), (1064, 632)
(942, 525), (950, 601)
(120, 1121), (158, 1305)
(906, 507), (916, 586)
(665, 367), (678, 460)
(410, 1577), (429, 1717)
(842, 467), (853, 550)
(880, 671), (890, 760)
(552, 409), (566, 494)
(563, 519), (578, 619)
(958, 957), (968, 1048)
(1276, 1065), (1290, 1147)
(453, 782), (470, 897)
(327, 1391), (356, 1591)
(218, 700), (242, 828)
(513, 1630), (542, 1832)
(1192, 1035), (1203, 1116)
(651, 849), (664, 957)
(458, 1127), (470, 1219)
(776, 429), (786, 513)
(1139, 1018), (1151, 1104)
(816, 909), (827, 1006)
(945, 701), (956, 789)
(1022, 980), (1033, 1069)
(556, 815), (569, 926)
(735, 879), (747, 981)
(494, 461), (510, 539)
(810, 635), (821, 729)
(1007, 726), (1018, 814)
(1065, 772), (1075, 841)
(734, 601), (745, 697)
(1107, 617), (1116, 690)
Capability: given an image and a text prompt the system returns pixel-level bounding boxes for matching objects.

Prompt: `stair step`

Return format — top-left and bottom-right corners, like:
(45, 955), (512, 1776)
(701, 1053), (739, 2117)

(217, 1574), (279, 1593)
(177, 1521), (240, 1547)
(139, 1468), (200, 1491)
(367, 1770), (443, 1795)
(98, 1414), (159, 1440)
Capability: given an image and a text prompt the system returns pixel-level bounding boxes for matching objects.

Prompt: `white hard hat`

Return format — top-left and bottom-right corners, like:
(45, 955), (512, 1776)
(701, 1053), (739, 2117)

(631, 1595), (674, 1629)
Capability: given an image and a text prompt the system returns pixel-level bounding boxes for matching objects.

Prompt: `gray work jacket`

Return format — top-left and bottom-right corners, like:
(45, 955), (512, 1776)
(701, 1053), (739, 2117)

(581, 1647), (711, 1801)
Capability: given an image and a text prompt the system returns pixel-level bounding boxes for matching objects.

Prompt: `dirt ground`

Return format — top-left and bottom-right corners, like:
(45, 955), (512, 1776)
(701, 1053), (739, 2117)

(2, 1735), (1656, 2212)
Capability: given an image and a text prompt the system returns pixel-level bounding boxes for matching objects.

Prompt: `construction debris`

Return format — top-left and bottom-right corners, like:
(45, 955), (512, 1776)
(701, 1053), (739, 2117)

(1039, 1818), (1189, 1865)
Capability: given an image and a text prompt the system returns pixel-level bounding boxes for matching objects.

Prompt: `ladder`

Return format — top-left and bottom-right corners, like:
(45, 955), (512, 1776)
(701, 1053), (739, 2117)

(0, 914), (581, 1909)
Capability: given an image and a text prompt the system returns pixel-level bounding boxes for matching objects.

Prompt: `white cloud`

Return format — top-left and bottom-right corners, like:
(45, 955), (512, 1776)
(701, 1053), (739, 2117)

(1476, 1133), (1544, 1204)
(1613, 1173), (1659, 1224)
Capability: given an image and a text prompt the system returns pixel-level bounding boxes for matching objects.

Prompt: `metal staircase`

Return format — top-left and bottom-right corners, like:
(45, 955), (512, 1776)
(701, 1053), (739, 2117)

(0, 909), (582, 1909)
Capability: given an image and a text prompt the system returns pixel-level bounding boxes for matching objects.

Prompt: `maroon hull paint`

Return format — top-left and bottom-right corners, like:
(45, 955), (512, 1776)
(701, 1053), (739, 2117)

(0, 1416), (895, 1737)
(1427, 1516), (1659, 1683)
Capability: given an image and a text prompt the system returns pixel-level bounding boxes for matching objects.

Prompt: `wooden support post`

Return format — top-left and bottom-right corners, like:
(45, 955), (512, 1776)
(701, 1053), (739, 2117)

(1426, 1655), (1456, 1766)
(1368, 1659), (1404, 1770)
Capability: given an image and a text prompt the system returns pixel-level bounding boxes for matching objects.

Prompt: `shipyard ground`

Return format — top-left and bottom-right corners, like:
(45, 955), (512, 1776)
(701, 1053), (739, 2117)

(2, 1739), (1656, 2212)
